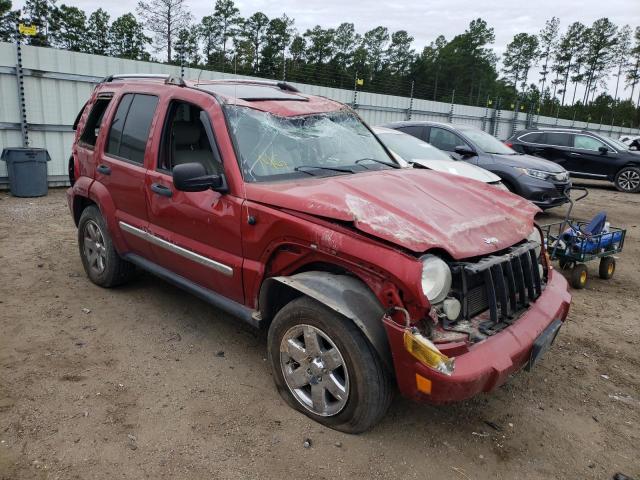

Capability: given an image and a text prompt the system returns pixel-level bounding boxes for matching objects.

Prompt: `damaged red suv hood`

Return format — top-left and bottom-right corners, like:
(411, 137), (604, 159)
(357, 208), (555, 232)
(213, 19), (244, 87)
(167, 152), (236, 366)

(244, 169), (539, 259)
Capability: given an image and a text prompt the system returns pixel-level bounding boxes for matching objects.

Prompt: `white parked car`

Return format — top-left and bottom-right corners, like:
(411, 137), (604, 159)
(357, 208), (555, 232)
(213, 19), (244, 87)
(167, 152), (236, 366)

(619, 135), (640, 150)
(372, 126), (507, 189)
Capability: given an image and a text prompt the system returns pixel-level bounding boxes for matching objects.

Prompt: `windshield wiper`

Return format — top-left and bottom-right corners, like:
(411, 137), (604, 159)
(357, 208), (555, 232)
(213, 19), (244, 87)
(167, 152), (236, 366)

(293, 165), (355, 176)
(354, 157), (400, 169)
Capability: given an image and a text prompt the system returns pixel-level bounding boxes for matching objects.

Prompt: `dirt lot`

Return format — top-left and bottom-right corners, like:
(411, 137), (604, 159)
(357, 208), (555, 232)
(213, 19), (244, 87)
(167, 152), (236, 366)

(0, 183), (638, 480)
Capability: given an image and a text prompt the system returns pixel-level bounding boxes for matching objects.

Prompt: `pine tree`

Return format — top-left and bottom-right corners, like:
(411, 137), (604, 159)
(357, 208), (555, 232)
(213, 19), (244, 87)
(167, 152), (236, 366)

(0, 0), (19, 41)
(581, 18), (618, 103)
(626, 27), (640, 103)
(86, 9), (111, 55)
(136, 0), (191, 62)
(50, 4), (87, 52)
(110, 13), (150, 60)
(612, 25), (632, 101)
(538, 17), (560, 99)
(502, 33), (539, 93)
(21, 0), (55, 46)
(552, 22), (586, 105)
(241, 12), (268, 72)
(386, 30), (415, 76)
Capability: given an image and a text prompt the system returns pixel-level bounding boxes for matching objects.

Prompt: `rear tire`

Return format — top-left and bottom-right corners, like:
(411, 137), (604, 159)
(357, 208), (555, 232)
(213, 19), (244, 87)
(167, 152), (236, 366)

(614, 167), (640, 193)
(78, 205), (135, 287)
(570, 263), (588, 289)
(267, 296), (393, 434)
(598, 257), (615, 280)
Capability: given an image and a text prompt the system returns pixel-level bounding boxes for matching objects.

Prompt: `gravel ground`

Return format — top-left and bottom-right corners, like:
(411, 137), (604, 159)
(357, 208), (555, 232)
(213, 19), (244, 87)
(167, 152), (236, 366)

(0, 182), (638, 480)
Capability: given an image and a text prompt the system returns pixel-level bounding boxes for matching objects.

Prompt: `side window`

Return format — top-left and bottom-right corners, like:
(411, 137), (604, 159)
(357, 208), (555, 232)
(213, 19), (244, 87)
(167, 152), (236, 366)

(158, 101), (221, 175)
(574, 135), (606, 151)
(397, 126), (424, 140)
(429, 127), (464, 152)
(519, 132), (544, 143)
(79, 97), (112, 147)
(106, 93), (158, 164)
(544, 132), (572, 147)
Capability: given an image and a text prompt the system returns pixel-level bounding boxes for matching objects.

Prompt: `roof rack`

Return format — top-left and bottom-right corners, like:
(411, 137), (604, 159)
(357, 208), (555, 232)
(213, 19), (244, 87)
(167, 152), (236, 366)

(206, 78), (300, 93)
(101, 74), (185, 87)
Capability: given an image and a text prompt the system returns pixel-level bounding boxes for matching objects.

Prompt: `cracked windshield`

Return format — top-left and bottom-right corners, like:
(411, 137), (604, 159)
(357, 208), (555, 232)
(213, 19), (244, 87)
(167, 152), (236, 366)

(226, 106), (397, 181)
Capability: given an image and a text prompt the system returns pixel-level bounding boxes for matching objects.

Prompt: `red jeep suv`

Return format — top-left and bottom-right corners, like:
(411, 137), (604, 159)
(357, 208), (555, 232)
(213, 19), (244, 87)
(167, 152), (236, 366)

(67, 75), (571, 433)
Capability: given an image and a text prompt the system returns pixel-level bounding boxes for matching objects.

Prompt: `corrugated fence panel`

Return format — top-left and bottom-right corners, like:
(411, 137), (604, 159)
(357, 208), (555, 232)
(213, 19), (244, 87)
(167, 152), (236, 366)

(1, 41), (639, 185)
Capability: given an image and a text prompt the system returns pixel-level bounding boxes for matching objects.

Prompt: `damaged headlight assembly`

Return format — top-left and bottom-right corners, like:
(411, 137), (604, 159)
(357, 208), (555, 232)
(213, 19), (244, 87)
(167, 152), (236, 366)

(402, 254), (456, 377)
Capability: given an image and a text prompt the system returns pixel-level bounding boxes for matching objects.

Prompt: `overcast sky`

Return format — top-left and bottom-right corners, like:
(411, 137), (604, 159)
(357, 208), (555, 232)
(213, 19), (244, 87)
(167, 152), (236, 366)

(13, 0), (640, 98)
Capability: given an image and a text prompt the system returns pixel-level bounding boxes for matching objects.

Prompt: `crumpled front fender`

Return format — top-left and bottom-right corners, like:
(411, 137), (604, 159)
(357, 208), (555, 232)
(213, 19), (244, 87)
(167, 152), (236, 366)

(260, 272), (393, 373)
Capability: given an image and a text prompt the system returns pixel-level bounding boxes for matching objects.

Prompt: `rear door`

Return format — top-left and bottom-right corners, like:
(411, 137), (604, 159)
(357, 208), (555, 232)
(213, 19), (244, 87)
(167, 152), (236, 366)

(537, 132), (574, 170)
(144, 93), (245, 303)
(96, 92), (159, 254)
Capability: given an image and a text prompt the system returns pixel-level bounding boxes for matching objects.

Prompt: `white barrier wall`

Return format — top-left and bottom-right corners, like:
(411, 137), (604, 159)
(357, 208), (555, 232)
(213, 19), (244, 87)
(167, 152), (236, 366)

(1, 42), (639, 184)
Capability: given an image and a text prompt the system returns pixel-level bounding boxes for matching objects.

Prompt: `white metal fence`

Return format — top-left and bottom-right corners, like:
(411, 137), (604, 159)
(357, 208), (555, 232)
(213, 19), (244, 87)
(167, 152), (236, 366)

(1, 42), (639, 185)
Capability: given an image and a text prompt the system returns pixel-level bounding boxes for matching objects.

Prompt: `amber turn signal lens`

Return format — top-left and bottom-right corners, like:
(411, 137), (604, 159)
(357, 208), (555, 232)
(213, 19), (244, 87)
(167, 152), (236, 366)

(403, 329), (455, 376)
(415, 373), (432, 394)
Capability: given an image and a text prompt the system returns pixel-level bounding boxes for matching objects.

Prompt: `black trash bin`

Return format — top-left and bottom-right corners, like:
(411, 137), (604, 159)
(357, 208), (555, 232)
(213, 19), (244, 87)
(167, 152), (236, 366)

(1, 148), (51, 197)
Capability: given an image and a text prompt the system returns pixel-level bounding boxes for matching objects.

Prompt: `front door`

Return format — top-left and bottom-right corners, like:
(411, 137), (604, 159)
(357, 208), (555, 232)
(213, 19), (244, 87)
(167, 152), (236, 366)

(145, 96), (245, 304)
(572, 134), (619, 177)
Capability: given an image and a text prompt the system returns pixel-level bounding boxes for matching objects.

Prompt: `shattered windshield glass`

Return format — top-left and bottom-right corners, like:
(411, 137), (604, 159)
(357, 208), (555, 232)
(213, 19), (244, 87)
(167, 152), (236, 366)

(225, 106), (397, 182)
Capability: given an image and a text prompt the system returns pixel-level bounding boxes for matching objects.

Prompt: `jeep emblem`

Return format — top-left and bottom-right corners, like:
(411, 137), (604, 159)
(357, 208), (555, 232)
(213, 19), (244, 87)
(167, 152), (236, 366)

(483, 237), (499, 245)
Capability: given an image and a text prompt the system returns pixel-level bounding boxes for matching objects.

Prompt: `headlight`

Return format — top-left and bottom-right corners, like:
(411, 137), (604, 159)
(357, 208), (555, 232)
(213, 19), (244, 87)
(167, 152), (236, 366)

(517, 167), (551, 181)
(527, 225), (543, 258)
(421, 255), (452, 304)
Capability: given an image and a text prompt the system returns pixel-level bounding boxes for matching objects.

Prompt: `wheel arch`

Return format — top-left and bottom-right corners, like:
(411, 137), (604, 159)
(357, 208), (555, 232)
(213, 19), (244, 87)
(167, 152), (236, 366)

(259, 271), (394, 374)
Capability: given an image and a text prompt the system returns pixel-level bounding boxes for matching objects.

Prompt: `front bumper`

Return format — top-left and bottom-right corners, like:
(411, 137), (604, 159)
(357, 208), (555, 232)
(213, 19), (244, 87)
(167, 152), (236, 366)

(518, 177), (571, 208)
(385, 268), (571, 404)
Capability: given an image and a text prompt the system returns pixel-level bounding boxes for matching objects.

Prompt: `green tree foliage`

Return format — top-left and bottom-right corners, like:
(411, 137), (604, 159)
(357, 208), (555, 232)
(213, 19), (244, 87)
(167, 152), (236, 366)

(240, 12), (269, 72)
(21, 0), (55, 46)
(627, 27), (640, 104)
(581, 18), (618, 103)
(502, 33), (539, 92)
(109, 13), (150, 60)
(538, 17), (560, 98)
(174, 26), (199, 66)
(4, 3), (638, 127)
(136, 0), (191, 62)
(86, 9), (111, 55)
(259, 14), (293, 78)
(50, 4), (86, 52)
(0, 0), (19, 41)
(552, 21), (587, 105)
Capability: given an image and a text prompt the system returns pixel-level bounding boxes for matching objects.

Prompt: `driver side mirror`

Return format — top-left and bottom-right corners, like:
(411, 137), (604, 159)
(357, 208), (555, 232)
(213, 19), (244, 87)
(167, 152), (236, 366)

(598, 146), (608, 155)
(454, 145), (476, 157)
(173, 162), (227, 193)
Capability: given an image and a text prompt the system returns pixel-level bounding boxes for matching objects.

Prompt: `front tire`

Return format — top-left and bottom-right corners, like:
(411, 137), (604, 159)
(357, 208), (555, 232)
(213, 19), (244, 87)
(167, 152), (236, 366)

(78, 205), (135, 287)
(570, 263), (588, 289)
(614, 167), (640, 193)
(267, 296), (392, 434)
(598, 257), (615, 280)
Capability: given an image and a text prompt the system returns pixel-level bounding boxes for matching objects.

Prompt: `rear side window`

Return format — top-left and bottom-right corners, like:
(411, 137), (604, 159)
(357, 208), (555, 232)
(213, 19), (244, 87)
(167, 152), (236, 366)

(79, 97), (112, 147)
(397, 126), (425, 140)
(544, 132), (572, 147)
(106, 93), (158, 164)
(519, 132), (544, 143)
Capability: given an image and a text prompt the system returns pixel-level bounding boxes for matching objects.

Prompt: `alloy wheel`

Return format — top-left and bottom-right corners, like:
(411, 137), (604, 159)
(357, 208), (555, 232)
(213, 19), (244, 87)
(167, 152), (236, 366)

(279, 324), (349, 417)
(618, 170), (640, 191)
(83, 220), (107, 275)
